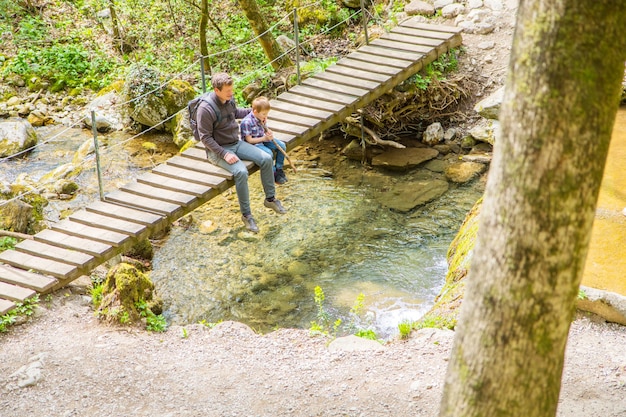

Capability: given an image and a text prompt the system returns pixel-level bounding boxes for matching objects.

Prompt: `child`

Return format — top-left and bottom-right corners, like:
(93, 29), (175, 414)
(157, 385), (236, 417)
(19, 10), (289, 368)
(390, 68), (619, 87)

(240, 96), (288, 184)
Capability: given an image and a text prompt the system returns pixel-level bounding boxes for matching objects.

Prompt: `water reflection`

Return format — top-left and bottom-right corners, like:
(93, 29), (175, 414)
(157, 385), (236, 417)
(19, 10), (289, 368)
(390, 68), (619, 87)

(151, 156), (484, 338)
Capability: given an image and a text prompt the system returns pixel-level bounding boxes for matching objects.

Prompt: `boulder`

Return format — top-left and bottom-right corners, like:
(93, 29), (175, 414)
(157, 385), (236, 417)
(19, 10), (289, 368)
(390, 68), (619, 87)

(469, 119), (500, 145)
(445, 161), (487, 183)
(474, 86), (505, 119)
(405, 0), (435, 16)
(422, 122), (444, 146)
(83, 89), (129, 132)
(375, 179), (449, 212)
(372, 147), (439, 171)
(0, 118), (38, 158)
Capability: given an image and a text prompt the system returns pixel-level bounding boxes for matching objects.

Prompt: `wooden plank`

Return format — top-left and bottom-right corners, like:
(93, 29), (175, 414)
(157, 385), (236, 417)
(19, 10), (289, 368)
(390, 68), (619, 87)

(369, 38), (433, 54)
(51, 219), (131, 247)
(268, 100), (334, 121)
(347, 51), (413, 69)
(267, 110), (323, 127)
(86, 201), (164, 227)
(325, 65), (393, 83)
(302, 77), (370, 97)
(391, 26), (459, 40)
(167, 154), (233, 179)
(15, 239), (95, 268)
(105, 190), (185, 218)
(288, 85), (359, 105)
(137, 172), (213, 197)
(0, 281), (36, 302)
(398, 20), (463, 34)
(0, 250), (77, 280)
(153, 164), (230, 189)
(69, 210), (147, 237)
(0, 264), (57, 292)
(265, 119), (310, 136)
(310, 71), (381, 90)
(35, 229), (114, 258)
(120, 182), (198, 207)
(382, 32), (443, 48)
(359, 44), (424, 62)
(173, 151), (234, 178)
(0, 298), (16, 315)
(274, 93), (345, 112)
(335, 57), (400, 75)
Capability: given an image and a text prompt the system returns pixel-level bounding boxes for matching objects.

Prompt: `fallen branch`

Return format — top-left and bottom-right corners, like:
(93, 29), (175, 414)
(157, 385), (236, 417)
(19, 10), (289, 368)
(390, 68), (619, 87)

(0, 230), (34, 240)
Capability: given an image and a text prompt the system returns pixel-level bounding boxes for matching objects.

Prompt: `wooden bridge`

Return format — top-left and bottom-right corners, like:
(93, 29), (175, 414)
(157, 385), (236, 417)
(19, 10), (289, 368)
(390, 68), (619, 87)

(0, 18), (462, 315)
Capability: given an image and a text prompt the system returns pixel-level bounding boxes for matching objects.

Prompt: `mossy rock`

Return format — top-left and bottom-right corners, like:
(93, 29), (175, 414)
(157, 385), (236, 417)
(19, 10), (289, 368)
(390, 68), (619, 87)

(415, 197), (482, 329)
(97, 80), (125, 96)
(97, 263), (163, 324)
(124, 238), (154, 261)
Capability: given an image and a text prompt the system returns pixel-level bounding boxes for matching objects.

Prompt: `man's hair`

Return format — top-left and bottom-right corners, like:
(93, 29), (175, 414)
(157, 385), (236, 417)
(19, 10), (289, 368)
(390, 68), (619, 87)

(252, 96), (271, 112)
(211, 72), (233, 90)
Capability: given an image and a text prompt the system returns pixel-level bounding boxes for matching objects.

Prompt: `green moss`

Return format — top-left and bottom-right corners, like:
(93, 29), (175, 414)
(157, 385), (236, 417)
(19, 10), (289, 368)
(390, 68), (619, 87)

(413, 198), (483, 330)
(97, 80), (125, 96)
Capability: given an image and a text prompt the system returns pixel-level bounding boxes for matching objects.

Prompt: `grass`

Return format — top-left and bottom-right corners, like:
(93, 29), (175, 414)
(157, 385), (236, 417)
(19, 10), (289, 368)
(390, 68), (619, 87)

(0, 295), (39, 333)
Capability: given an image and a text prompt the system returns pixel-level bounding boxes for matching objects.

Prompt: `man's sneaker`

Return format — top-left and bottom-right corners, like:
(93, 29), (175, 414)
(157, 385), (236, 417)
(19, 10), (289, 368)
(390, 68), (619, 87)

(274, 169), (288, 184)
(241, 214), (259, 233)
(264, 198), (287, 214)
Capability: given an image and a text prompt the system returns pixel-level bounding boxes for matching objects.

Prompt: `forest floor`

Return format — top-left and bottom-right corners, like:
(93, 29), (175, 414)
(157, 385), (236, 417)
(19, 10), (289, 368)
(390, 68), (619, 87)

(2, 3), (626, 417)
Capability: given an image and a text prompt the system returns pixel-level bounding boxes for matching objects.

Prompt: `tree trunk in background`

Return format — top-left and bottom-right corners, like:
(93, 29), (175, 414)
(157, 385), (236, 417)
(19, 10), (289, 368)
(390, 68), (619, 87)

(199, 0), (211, 76)
(439, 1), (626, 416)
(237, 0), (293, 70)
(108, 0), (131, 54)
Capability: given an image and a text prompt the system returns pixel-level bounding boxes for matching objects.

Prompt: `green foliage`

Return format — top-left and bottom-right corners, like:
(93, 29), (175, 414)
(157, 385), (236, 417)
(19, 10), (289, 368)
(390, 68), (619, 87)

(3, 44), (115, 90)
(136, 299), (167, 332)
(0, 236), (17, 252)
(90, 282), (103, 307)
(198, 319), (222, 329)
(309, 286), (377, 340)
(122, 63), (163, 110)
(0, 295), (39, 333)
(398, 321), (412, 339)
(407, 49), (460, 91)
(413, 314), (456, 331)
(578, 288), (587, 300)
(16, 15), (48, 43)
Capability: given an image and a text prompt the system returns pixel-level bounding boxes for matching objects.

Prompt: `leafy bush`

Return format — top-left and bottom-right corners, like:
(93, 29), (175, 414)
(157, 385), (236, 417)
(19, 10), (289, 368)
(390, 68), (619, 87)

(0, 236), (17, 252)
(0, 295), (39, 333)
(3, 44), (115, 90)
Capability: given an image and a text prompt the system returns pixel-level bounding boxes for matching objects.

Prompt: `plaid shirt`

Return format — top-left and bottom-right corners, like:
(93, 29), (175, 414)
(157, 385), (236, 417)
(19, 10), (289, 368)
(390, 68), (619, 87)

(240, 112), (266, 141)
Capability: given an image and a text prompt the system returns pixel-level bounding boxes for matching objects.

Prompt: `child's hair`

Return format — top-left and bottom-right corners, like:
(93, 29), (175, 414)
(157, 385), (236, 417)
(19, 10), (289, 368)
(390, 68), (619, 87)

(251, 96), (271, 112)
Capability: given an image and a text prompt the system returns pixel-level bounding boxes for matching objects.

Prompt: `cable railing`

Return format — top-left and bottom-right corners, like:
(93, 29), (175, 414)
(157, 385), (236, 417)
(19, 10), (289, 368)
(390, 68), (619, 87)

(0, 1), (377, 209)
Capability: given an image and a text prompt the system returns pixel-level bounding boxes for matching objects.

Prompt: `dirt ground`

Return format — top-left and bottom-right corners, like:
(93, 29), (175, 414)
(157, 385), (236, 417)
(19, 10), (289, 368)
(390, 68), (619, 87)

(2, 2), (626, 416)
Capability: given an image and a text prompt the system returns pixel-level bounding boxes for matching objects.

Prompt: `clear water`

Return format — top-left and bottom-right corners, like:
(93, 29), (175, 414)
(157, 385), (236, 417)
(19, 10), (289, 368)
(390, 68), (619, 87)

(151, 160), (483, 338)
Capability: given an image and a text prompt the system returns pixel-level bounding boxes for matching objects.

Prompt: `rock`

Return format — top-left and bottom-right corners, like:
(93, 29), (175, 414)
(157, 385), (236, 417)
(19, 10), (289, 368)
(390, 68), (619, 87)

(0, 199), (33, 233)
(405, 0), (435, 16)
(6, 96), (21, 107)
(474, 86), (505, 119)
(340, 139), (364, 161)
(84, 90), (129, 132)
(199, 220), (218, 234)
(445, 161), (486, 183)
(0, 118), (38, 158)
(469, 119), (500, 145)
(434, 0), (454, 9)
(375, 179), (449, 212)
(422, 122), (444, 146)
(372, 147), (439, 171)
(328, 335), (385, 352)
(577, 286), (626, 326)
(441, 3), (465, 18)
(456, 9), (496, 34)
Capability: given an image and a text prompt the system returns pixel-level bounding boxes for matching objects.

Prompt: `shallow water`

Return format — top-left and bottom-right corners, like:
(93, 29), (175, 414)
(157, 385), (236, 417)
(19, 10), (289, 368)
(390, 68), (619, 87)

(150, 153), (483, 338)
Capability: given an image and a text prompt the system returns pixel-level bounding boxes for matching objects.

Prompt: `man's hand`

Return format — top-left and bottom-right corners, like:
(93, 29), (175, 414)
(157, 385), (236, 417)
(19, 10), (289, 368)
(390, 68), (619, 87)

(224, 152), (239, 164)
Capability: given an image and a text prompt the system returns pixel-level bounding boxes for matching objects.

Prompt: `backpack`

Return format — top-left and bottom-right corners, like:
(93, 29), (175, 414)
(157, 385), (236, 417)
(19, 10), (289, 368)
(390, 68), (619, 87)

(188, 93), (221, 142)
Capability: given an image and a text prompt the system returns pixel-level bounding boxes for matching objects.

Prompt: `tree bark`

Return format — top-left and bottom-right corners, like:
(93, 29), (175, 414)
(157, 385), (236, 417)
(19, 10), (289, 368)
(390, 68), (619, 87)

(237, 0), (293, 70)
(439, 1), (626, 416)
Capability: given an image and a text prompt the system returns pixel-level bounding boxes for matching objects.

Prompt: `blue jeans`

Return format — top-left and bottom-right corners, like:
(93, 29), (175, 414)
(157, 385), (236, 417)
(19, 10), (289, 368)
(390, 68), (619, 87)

(206, 140), (275, 216)
(255, 139), (286, 171)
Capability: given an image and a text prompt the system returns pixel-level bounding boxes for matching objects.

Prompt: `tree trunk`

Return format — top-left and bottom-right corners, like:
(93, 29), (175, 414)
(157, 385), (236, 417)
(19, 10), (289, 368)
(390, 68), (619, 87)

(237, 0), (293, 70)
(199, 0), (211, 75)
(439, 1), (626, 416)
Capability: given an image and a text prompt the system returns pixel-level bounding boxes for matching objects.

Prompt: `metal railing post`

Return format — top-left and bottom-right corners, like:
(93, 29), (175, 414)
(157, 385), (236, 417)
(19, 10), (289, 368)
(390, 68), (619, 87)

(91, 110), (105, 201)
(361, 0), (369, 45)
(293, 8), (301, 85)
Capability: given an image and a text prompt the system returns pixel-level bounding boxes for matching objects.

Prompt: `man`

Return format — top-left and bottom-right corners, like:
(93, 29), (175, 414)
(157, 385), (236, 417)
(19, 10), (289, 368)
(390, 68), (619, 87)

(196, 72), (286, 233)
